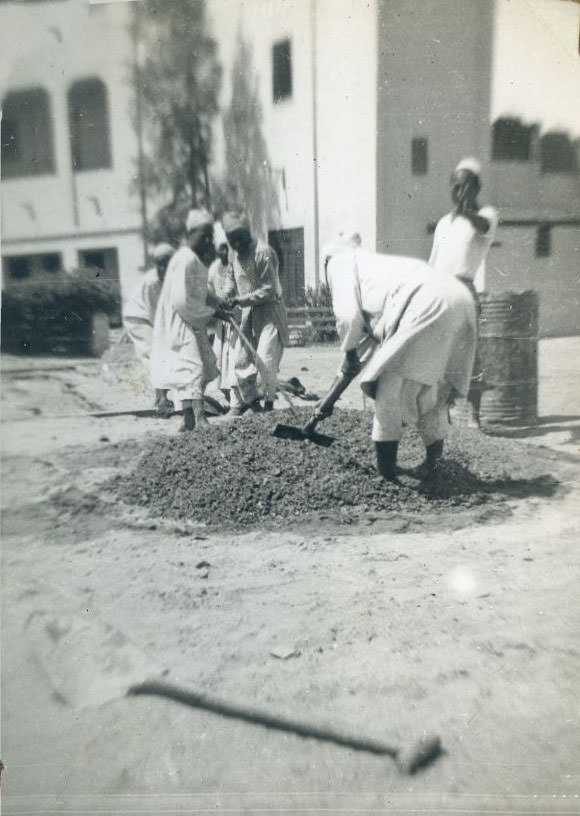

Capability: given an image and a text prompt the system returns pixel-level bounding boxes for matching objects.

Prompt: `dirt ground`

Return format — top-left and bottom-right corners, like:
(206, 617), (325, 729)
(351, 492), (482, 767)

(2, 336), (580, 815)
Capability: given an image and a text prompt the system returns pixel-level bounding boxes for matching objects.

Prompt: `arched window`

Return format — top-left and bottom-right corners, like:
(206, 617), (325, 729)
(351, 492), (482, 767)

(68, 78), (112, 171)
(1, 87), (55, 178)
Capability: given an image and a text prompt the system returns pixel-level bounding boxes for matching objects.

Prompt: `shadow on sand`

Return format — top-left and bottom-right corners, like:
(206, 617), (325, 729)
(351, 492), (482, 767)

(399, 461), (560, 502)
(483, 415), (580, 445)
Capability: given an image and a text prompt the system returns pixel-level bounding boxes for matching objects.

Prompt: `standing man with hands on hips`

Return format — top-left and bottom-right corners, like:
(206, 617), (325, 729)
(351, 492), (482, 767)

(429, 158), (499, 428)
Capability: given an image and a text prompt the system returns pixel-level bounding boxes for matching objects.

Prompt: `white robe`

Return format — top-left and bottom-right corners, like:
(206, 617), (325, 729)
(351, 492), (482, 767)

(150, 246), (217, 401)
(429, 206), (498, 290)
(329, 249), (477, 396)
(207, 257), (237, 390)
(230, 240), (288, 403)
(122, 268), (162, 363)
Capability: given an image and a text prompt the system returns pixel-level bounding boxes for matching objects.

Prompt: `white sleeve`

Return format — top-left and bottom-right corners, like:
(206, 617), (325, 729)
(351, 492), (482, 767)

(428, 221), (442, 267)
(328, 254), (367, 352)
(173, 255), (213, 329)
(480, 206), (499, 240)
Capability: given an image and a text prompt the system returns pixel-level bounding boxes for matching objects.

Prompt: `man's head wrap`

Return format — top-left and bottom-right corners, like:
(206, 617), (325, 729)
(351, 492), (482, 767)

(186, 208), (214, 232)
(321, 230), (361, 265)
(152, 243), (174, 261)
(455, 157), (482, 178)
(222, 211), (251, 235)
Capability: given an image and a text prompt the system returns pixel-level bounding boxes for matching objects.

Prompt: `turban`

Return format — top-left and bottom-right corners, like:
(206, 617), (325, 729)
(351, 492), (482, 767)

(152, 243), (174, 261)
(339, 229), (362, 248)
(321, 230), (361, 264)
(455, 157), (482, 178)
(222, 211), (251, 235)
(186, 208), (213, 232)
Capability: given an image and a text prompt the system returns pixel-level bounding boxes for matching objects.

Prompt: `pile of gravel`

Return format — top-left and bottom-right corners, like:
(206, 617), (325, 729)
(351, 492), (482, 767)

(117, 408), (557, 527)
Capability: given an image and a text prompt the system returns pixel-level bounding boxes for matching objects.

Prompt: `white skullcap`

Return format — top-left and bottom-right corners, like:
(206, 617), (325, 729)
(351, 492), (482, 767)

(186, 208), (213, 232)
(338, 229), (362, 248)
(152, 242), (174, 261)
(321, 230), (361, 263)
(455, 157), (482, 177)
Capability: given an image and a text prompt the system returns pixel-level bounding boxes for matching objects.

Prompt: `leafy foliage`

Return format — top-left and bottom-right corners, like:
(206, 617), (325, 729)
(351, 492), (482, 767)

(131, 0), (222, 243)
(1, 273), (119, 355)
(218, 35), (280, 238)
(304, 282), (333, 309)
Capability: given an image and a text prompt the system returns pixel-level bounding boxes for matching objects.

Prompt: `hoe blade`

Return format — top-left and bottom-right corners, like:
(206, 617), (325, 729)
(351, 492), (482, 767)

(272, 423), (335, 448)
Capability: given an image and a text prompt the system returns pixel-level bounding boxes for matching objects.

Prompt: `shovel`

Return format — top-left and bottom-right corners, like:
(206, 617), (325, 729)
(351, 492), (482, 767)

(273, 364), (360, 447)
(228, 316), (300, 416)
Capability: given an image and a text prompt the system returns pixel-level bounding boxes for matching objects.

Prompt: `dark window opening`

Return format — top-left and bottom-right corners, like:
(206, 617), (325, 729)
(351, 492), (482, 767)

(535, 224), (551, 257)
(41, 254), (61, 273)
(6, 256), (32, 280)
(411, 137), (428, 175)
(68, 78), (112, 171)
(268, 228), (304, 306)
(1, 88), (55, 178)
(4, 252), (62, 280)
(78, 247), (121, 325)
(540, 132), (578, 173)
(273, 39), (292, 103)
(492, 117), (536, 161)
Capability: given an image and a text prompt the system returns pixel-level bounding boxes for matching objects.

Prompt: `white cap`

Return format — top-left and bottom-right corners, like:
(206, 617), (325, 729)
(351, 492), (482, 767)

(455, 157), (482, 177)
(152, 243), (174, 261)
(321, 230), (361, 263)
(186, 208), (213, 232)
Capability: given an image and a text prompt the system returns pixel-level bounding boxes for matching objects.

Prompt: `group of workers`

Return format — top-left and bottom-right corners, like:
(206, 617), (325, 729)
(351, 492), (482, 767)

(123, 157), (497, 483)
(124, 209), (289, 431)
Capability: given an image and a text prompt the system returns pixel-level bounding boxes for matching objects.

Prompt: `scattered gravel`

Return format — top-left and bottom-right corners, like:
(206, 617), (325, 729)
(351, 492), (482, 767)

(115, 408), (558, 528)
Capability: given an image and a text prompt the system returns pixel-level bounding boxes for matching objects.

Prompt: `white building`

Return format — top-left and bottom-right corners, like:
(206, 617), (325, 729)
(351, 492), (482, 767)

(1, 0), (146, 304)
(2, 0), (579, 336)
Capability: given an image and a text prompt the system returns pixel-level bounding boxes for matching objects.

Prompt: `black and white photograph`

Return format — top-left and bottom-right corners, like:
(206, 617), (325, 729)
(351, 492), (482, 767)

(1, 0), (579, 813)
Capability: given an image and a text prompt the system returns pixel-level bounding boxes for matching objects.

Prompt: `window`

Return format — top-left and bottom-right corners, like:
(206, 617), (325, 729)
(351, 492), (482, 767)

(492, 117), (535, 161)
(3, 253), (62, 279)
(540, 132), (577, 173)
(6, 256), (32, 280)
(68, 78), (112, 171)
(267, 228), (304, 306)
(272, 39), (292, 103)
(78, 247), (121, 325)
(1, 88), (55, 178)
(411, 137), (428, 175)
(535, 224), (551, 257)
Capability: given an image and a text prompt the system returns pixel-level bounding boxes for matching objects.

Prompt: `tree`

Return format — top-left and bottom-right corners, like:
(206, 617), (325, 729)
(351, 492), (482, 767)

(131, 0), (222, 243)
(219, 34), (280, 240)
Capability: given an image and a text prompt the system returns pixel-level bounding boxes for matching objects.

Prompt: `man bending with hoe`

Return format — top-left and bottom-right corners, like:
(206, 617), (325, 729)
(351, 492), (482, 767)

(321, 241), (477, 481)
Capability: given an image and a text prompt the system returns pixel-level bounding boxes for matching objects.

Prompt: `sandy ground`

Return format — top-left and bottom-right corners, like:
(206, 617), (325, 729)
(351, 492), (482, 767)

(2, 337), (580, 815)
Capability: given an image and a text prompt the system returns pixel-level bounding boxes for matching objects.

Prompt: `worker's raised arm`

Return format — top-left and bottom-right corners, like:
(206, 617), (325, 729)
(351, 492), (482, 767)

(428, 220), (442, 267)
(459, 203), (499, 236)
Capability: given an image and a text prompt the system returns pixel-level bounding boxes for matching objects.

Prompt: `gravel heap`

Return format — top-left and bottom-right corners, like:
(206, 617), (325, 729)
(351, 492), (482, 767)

(117, 408), (557, 527)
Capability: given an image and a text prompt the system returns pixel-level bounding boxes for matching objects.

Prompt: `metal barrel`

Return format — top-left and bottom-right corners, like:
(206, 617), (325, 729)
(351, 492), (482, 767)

(478, 290), (539, 426)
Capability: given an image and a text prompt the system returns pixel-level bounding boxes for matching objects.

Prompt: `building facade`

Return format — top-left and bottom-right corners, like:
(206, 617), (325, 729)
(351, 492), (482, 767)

(2, 0), (579, 335)
(1, 0), (146, 304)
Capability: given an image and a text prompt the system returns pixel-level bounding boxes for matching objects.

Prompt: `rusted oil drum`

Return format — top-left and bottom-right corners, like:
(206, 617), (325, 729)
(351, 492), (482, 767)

(478, 290), (539, 426)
